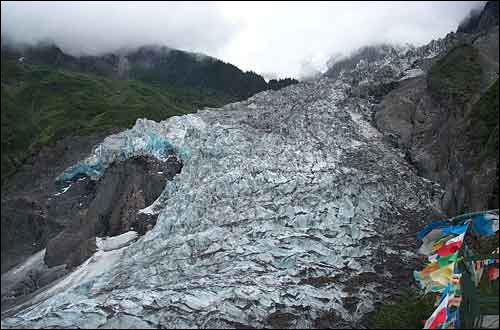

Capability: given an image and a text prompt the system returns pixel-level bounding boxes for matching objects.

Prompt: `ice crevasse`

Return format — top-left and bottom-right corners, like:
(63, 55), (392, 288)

(2, 41), (449, 328)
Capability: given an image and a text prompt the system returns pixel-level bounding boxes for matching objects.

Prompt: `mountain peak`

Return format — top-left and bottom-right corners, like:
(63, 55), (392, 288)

(457, 1), (499, 34)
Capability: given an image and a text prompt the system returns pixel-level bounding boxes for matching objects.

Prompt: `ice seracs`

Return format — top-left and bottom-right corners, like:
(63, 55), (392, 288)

(2, 37), (449, 329)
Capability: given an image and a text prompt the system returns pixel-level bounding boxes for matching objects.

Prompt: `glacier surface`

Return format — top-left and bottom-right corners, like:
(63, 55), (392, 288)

(1, 38), (453, 329)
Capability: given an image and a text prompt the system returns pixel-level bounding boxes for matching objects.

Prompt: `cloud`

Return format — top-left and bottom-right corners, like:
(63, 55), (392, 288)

(216, 1), (485, 77)
(1, 1), (239, 56)
(1, 1), (485, 78)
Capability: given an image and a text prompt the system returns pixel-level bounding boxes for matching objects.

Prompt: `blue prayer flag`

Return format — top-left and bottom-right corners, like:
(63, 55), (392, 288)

(472, 214), (499, 237)
(417, 220), (450, 240)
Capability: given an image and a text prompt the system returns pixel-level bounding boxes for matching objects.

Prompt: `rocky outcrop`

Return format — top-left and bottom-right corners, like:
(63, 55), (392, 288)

(0, 198), (62, 274)
(1, 153), (181, 307)
(1, 250), (68, 312)
(374, 25), (499, 215)
(44, 155), (182, 268)
(1, 232), (139, 316)
(458, 1), (499, 34)
(477, 1), (500, 32)
(1, 133), (111, 274)
(1, 131), (182, 307)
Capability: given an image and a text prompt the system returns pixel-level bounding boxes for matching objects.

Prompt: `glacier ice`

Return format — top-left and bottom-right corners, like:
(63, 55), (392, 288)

(1, 40), (451, 329)
(56, 115), (204, 182)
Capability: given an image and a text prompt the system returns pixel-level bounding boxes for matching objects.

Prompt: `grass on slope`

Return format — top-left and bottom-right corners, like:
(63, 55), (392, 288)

(369, 289), (436, 329)
(428, 44), (482, 107)
(1, 60), (226, 186)
(469, 79), (499, 161)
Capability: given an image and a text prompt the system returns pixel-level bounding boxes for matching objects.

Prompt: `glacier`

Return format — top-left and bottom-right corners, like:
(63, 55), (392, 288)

(1, 38), (454, 329)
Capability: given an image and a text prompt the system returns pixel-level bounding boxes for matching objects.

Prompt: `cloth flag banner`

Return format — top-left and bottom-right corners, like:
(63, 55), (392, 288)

(414, 263), (455, 293)
(415, 231), (467, 292)
(471, 213), (499, 237)
(418, 224), (469, 255)
(435, 233), (466, 257)
(416, 211), (498, 329)
(428, 251), (460, 267)
(418, 220), (453, 240)
(424, 292), (449, 329)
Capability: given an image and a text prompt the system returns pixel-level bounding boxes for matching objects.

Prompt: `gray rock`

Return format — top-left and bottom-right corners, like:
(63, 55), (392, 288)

(44, 156), (182, 268)
(1, 133), (114, 274)
(374, 27), (499, 215)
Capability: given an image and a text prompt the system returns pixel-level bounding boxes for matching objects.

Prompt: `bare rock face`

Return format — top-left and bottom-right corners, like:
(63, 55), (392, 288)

(374, 26), (499, 215)
(1, 133), (182, 305)
(458, 1), (499, 34)
(1, 249), (68, 313)
(44, 156), (182, 268)
(1, 133), (110, 274)
(0, 197), (62, 274)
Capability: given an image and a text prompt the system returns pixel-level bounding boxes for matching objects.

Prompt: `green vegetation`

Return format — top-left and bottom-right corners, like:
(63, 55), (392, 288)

(128, 49), (269, 100)
(369, 289), (436, 329)
(1, 59), (227, 185)
(268, 78), (299, 91)
(469, 79), (499, 160)
(428, 44), (482, 106)
(0, 42), (301, 187)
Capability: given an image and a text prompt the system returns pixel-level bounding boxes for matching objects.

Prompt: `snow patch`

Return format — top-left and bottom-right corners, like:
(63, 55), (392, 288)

(54, 184), (72, 196)
(399, 68), (425, 81)
(96, 231), (139, 252)
(1, 250), (48, 296)
(348, 111), (382, 141)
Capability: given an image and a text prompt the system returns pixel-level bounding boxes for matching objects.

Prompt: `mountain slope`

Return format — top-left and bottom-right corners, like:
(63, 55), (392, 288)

(375, 16), (498, 215)
(458, 0), (499, 34)
(1, 43), (298, 187)
(126, 46), (269, 100)
(1, 43), (298, 102)
(1, 59), (227, 187)
(0, 41), (297, 283)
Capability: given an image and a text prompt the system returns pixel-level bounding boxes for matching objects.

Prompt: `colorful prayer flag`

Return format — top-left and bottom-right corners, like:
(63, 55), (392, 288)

(416, 211), (498, 329)
(418, 220), (451, 240)
(487, 266), (499, 282)
(428, 252), (460, 267)
(414, 263), (456, 293)
(472, 213), (499, 237)
(435, 233), (466, 257)
(424, 293), (449, 329)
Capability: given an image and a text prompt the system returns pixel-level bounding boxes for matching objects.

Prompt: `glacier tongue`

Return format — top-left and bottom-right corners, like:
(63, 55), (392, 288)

(2, 44), (448, 329)
(56, 115), (205, 182)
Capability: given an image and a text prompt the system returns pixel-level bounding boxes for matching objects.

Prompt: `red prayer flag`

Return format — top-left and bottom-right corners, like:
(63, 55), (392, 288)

(428, 308), (447, 329)
(436, 241), (462, 257)
(488, 267), (499, 281)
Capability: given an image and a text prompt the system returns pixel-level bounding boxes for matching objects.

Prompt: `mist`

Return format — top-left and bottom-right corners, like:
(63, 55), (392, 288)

(1, 1), (485, 78)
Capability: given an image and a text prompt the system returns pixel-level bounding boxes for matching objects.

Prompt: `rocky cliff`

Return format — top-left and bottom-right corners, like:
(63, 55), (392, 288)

(375, 18), (498, 215)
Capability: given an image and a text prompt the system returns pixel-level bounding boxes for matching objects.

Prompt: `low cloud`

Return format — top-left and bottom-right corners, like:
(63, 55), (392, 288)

(1, 1), (486, 78)
(1, 1), (239, 56)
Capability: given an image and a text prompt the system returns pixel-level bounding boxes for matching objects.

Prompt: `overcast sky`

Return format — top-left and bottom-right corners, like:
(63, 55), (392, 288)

(1, 1), (485, 79)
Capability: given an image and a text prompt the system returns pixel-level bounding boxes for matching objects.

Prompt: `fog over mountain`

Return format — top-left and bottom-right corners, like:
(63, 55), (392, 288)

(1, 1), (485, 78)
